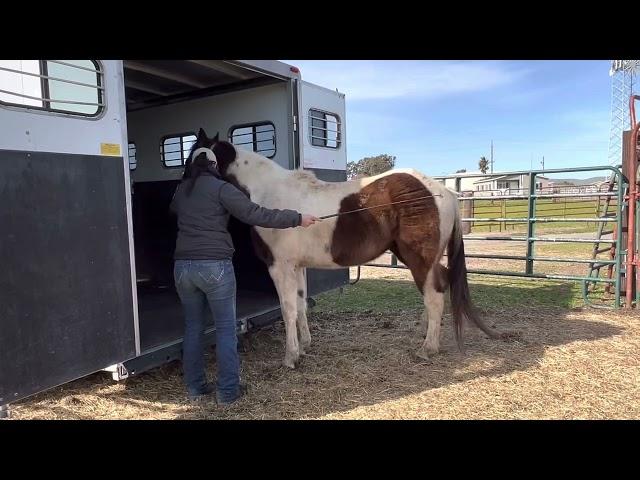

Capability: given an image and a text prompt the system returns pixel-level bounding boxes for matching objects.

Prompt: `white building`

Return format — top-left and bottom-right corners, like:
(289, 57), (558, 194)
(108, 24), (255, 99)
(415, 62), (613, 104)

(472, 174), (550, 196)
(440, 171), (550, 197)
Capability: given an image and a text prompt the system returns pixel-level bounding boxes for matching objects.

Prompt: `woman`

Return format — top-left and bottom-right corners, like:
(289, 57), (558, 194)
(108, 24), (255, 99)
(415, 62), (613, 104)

(170, 143), (318, 405)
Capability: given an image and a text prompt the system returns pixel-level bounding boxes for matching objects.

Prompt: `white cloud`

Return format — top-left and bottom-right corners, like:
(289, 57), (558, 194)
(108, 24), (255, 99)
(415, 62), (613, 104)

(283, 60), (529, 101)
(490, 85), (558, 108)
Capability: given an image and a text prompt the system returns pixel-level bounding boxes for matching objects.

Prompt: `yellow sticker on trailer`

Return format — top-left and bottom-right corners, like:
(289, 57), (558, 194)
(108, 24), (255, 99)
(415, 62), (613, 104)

(100, 143), (121, 156)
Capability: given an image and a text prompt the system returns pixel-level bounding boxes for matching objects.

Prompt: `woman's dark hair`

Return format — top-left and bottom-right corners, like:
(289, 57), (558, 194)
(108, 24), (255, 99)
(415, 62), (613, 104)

(183, 149), (220, 196)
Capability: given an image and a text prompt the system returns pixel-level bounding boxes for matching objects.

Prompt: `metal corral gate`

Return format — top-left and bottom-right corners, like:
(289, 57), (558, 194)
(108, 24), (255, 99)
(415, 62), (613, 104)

(357, 164), (631, 309)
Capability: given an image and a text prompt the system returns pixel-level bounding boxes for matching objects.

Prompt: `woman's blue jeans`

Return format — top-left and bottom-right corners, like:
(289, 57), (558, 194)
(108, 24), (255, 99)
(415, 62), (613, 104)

(174, 259), (240, 402)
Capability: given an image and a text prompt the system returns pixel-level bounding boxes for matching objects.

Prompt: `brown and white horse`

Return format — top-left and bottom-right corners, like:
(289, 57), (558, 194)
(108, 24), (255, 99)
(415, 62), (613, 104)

(190, 128), (504, 368)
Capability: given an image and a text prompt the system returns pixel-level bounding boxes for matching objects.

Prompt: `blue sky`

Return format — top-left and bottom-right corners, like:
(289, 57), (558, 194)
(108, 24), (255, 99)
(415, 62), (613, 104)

(285, 60), (612, 178)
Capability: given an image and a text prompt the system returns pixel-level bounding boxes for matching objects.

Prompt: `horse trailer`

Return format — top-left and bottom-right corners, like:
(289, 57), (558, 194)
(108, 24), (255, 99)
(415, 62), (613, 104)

(0, 60), (349, 411)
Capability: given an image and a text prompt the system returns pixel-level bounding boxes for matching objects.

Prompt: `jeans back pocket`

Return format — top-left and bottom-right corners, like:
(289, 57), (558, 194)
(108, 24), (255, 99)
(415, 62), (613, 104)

(197, 263), (225, 284)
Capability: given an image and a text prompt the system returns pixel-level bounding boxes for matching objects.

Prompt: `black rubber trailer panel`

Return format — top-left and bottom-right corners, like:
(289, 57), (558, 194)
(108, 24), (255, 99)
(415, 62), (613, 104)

(0, 150), (137, 406)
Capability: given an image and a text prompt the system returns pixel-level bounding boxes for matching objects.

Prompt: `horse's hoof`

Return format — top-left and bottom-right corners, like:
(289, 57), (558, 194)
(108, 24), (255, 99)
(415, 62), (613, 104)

(411, 350), (434, 365)
(500, 330), (523, 341)
(415, 347), (438, 360)
(283, 353), (299, 369)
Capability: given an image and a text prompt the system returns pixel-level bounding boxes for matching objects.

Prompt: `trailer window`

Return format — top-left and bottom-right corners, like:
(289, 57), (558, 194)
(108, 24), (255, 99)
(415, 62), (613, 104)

(0, 60), (104, 117)
(161, 133), (197, 168)
(229, 122), (276, 158)
(309, 109), (341, 149)
(128, 143), (137, 170)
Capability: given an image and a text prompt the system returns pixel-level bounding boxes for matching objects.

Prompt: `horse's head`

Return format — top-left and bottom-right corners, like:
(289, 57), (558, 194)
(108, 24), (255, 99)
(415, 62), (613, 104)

(188, 127), (280, 196)
(185, 127), (238, 179)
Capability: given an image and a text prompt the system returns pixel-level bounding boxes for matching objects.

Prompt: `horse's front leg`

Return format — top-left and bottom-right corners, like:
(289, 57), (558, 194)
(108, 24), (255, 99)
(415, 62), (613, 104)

(296, 267), (311, 354)
(269, 261), (300, 368)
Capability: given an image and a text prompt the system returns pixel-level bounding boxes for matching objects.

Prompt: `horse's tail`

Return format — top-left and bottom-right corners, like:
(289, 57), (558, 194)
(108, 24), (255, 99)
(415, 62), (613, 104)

(448, 202), (502, 350)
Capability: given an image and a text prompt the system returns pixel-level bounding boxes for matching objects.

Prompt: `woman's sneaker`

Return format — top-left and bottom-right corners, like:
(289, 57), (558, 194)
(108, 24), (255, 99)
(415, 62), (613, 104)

(217, 384), (247, 406)
(187, 382), (216, 401)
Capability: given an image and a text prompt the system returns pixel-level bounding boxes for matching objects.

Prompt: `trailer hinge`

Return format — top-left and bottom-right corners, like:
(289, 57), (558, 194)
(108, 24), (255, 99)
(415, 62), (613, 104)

(104, 363), (130, 381)
(118, 364), (130, 380)
(237, 319), (248, 334)
(293, 115), (297, 132)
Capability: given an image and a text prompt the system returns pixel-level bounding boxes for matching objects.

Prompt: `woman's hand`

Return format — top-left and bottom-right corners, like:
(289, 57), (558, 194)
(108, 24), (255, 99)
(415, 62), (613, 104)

(300, 214), (321, 227)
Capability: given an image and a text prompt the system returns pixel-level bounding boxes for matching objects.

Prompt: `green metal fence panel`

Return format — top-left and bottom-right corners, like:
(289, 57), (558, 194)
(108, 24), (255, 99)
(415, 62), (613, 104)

(360, 165), (629, 309)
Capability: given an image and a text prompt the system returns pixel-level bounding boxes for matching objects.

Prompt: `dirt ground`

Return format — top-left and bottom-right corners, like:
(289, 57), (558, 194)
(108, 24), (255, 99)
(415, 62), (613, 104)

(8, 259), (638, 420)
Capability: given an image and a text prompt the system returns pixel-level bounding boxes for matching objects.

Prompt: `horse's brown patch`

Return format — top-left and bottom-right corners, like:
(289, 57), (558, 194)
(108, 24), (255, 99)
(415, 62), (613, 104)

(390, 242), (428, 293)
(331, 173), (441, 292)
(433, 263), (449, 293)
(212, 141), (237, 177)
(250, 228), (274, 267)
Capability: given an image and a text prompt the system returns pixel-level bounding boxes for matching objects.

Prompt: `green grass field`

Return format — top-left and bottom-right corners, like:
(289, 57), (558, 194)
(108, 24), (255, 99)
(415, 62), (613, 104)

(467, 198), (618, 235)
(314, 273), (584, 316)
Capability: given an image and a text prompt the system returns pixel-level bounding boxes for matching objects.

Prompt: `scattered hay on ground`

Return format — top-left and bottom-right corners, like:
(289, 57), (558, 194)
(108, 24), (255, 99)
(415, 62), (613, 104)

(10, 266), (639, 420)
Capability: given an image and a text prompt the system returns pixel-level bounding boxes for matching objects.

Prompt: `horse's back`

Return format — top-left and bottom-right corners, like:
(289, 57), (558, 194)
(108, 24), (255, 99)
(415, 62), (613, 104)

(360, 168), (458, 202)
(370, 168), (460, 250)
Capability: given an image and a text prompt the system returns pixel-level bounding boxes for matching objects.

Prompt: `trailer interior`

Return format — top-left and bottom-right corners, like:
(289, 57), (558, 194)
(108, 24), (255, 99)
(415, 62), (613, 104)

(124, 60), (292, 353)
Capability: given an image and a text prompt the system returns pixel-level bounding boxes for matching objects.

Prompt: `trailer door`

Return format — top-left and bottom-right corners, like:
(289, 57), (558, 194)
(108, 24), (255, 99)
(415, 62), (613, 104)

(0, 60), (138, 406)
(298, 80), (347, 172)
(297, 80), (349, 295)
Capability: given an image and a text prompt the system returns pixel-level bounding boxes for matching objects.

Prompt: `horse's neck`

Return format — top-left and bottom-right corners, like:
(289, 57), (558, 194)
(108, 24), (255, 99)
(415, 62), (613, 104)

(238, 156), (366, 204)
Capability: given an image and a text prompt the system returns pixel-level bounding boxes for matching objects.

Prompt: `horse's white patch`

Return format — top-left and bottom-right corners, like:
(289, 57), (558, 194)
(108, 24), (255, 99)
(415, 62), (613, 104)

(421, 271), (445, 355)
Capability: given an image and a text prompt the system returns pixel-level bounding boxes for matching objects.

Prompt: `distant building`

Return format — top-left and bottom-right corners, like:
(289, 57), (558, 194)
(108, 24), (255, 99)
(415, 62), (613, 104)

(439, 171), (550, 197)
(472, 174), (550, 196)
(437, 170), (610, 199)
(440, 171), (487, 193)
(547, 180), (609, 195)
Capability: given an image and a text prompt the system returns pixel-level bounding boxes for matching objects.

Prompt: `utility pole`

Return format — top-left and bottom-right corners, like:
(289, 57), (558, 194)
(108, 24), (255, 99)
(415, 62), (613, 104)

(490, 140), (494, 173)
(541, 156), (545, 170)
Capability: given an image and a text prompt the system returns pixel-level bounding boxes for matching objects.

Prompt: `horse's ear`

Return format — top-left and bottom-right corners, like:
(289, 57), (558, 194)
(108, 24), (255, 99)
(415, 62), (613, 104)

(212, 132), (219, 143)
(197, 128), (208, 144)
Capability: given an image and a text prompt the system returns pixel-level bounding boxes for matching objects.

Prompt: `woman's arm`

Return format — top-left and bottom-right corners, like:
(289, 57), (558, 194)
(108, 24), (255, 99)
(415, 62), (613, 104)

(219, 183), (305, 228)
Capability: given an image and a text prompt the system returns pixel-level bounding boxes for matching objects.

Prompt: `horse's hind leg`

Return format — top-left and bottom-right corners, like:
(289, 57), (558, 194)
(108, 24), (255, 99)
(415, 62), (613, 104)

(295, 267), (311, 354)
(392, 242), (446, 356)
(390, 243), (429, 336)
(416, 266), (446, 358)
(269, 262), (300, 368)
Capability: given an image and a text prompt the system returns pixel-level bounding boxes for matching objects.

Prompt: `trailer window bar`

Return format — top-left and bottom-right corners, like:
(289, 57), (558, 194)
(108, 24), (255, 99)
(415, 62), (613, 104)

(161, 133), (197, 168)
(229, 122), (276, 158)
(309, 113), (341, 124)
(46, 60), (103, 74)
(0, 89), (104, 107)
(128, 143), (137, 170)
(0, 66), (106, 91)
(0, 60), (104, 117)
(309, 109), (341, 149)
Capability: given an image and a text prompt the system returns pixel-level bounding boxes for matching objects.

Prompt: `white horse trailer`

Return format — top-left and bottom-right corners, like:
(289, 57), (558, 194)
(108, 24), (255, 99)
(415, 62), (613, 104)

(0, 60), (348, 412)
